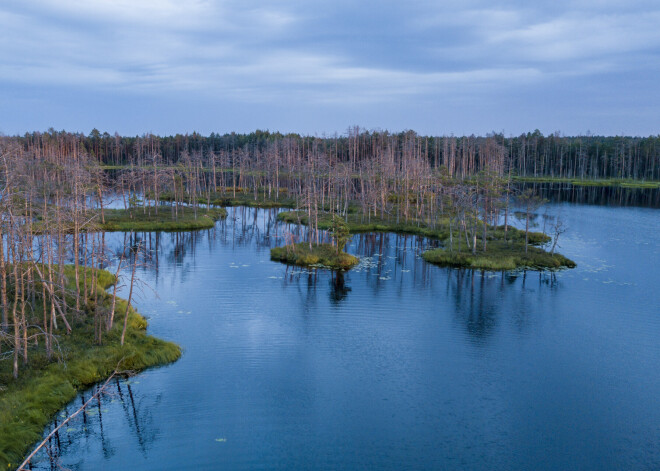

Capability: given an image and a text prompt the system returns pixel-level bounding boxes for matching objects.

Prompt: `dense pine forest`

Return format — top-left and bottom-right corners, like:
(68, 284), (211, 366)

(9, 127), (660, 180)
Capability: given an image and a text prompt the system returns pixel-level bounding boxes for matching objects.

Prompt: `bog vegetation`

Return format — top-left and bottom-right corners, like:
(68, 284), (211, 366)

(0, 126), (621, 467)
(0, 127), (593, 382)
(0, 143), (186, 469)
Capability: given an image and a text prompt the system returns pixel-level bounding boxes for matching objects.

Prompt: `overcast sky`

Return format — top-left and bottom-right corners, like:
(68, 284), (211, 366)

(1, 0), (659, 136)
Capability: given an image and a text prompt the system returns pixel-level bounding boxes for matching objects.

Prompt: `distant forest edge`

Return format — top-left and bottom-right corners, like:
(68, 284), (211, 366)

(7, 127), (660, 181)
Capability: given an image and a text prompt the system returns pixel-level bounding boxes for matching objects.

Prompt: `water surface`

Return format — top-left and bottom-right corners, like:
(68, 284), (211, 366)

(33, 203), (660, 470)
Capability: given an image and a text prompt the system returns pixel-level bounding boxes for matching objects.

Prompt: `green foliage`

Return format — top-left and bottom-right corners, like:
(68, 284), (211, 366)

(128, 193), (142, 209)
(159, 190), (297, 209)
(277, 211), (550, 246)
(329, 215), (351, 254)
(270, 243), (359, 270)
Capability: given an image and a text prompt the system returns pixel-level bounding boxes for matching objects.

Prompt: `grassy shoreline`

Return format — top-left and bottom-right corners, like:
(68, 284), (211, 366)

(422, 242), (576, 270)
(0, 268), (181, 470)
(277, 210), (574, 271)
(513, 176), (660, 188)
(99, 206), (227, 231)
(271, 243), (359, 270)
(276, 210), (549, 244)
(159, 190), (296, 209)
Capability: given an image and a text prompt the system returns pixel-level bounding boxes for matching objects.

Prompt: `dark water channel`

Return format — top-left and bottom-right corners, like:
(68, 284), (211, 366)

(31, 201), (660, 470)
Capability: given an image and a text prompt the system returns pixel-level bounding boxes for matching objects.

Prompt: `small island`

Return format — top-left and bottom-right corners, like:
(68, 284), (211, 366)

(100, 206), (227, 231)
(271, 215), (358, 270)
(159, 189), (296, 209)
(421, 241), (576, 270)
(276, 206), (575, 271)
(271, 243), (359, 270)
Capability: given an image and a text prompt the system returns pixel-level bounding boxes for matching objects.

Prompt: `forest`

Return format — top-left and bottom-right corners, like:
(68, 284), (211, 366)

(10, 127), (660, 181)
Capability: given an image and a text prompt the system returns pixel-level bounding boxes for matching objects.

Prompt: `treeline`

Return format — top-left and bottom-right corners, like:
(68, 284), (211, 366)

(2, 125), (559, 264)
(9, 127), (660, 180)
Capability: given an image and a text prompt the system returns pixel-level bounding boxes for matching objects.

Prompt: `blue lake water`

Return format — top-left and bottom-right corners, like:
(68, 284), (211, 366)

(32, 202), (660, 470)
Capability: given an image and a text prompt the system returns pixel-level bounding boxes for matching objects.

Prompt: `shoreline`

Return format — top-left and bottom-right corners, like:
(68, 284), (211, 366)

(270, 243), (359, 270)
(0, 270), (181, 470)
(276, 210), (576, 271)
(99, 207), (227, 231)
(513, 176), (660, 189)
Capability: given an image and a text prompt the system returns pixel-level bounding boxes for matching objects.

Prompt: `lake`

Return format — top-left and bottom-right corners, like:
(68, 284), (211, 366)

(31, 200), (660, 470)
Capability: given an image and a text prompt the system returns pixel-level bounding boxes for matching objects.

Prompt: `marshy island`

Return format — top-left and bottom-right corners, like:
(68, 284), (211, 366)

(1, 129), (659, 469)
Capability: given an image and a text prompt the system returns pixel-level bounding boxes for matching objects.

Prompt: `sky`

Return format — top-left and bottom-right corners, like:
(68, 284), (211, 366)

(1, 0), (659, 137)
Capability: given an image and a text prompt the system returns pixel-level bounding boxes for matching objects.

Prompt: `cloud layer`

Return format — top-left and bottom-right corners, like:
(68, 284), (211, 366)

(1, 0), (659, 135)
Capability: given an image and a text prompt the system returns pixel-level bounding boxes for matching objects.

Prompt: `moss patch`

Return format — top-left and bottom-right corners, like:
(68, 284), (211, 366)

(270, 243), (359, 270)
(277, 211), (550, 245)
(422, 241), (576, 270)
(99, 206), (226, 231)
(513, 176), (660, 188)
(277, 210), (573, 271)
(277, 210), (451, 239)
(159, 189), (297, 209)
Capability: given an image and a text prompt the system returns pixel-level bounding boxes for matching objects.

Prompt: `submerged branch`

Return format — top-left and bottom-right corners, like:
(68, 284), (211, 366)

(16, 361), (128, 471)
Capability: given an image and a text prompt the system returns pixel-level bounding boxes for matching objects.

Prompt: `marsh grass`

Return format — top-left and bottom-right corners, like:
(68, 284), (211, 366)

(159, 190), (297, 209)
(100, 207), (227, 231)
(270, 243), (359, 270)
(0, 266), (181, 469)
(422, 241), (576, 270)
(277, 211), (550, 245)
(277, 210), (572, 271)
(514, 176), (660, 189)
(277, 210), (449, 239)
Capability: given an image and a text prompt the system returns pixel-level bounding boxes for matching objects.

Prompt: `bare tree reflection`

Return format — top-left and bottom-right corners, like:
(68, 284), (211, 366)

(329, 271), (351, 304)
(29, 378), (160, 470)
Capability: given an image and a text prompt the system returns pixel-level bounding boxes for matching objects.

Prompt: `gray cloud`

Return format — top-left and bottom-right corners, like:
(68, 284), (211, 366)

(1, 0), (658, 135)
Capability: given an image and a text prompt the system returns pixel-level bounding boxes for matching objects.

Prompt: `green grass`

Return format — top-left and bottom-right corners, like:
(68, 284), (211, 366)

(270, 243), (359, 270)
(159, 189), (297, 209)
(277, 210), (573, 271)
(278, 210), (450, 239)
(422, 241), (576, 270)
(513, 176), (660, 188)
(100, 206), (227, 231)
(206, 192), (296, 209)
(0, 266), (181, 470)
(277, 211), (550, 245)
(619, 181), (660, 189)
